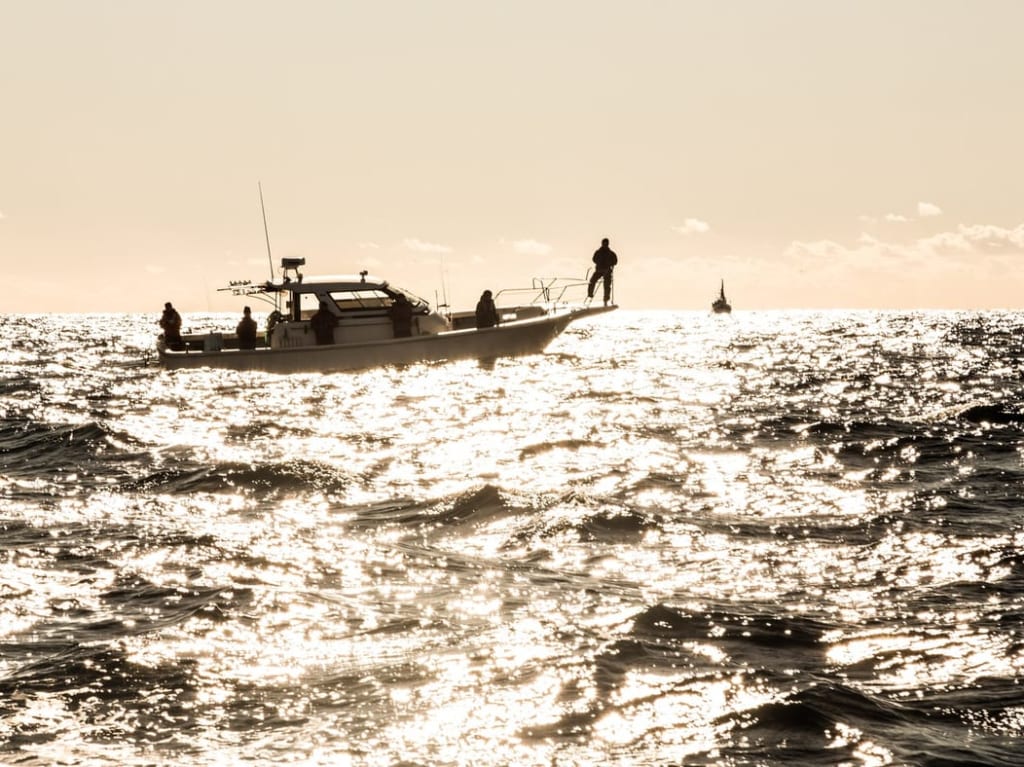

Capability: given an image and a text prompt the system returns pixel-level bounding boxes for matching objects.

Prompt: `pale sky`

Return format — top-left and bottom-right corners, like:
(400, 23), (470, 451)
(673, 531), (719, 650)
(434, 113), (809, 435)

(3, 1), (1023, 313)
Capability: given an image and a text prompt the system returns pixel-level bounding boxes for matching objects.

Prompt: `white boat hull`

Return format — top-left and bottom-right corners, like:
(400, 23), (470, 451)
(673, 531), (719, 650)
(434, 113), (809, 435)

(159, 305), (614, 373)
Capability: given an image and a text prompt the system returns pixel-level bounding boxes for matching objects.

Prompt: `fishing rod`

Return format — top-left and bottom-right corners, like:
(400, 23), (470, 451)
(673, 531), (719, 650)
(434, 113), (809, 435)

(437, 254), (451, 320)
(258, 181), (274, 280)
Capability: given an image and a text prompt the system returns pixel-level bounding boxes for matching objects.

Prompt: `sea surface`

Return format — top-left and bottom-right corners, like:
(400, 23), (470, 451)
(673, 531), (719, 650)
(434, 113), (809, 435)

(2, 309), (1024, 766)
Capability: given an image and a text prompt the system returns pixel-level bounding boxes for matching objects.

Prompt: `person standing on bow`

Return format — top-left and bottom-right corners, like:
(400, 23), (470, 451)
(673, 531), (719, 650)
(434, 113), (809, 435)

(587, 238), (618, 306)
(159, 301), (183, 349)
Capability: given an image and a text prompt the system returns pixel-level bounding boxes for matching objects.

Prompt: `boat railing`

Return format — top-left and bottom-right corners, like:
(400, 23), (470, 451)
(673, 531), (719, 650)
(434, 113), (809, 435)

(494, 276), (590, 307)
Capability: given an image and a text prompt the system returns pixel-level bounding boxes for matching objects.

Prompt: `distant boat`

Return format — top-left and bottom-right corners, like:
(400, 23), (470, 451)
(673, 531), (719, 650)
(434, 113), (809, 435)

(711, 280), (732, 314)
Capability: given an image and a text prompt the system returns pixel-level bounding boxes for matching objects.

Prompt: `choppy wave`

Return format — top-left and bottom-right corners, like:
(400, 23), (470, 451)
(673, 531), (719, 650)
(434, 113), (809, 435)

(3, 310), (1024, 765)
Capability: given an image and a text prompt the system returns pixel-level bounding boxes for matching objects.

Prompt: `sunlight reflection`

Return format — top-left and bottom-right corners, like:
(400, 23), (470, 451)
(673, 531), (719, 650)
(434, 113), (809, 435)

(7, 311), (1024, 763)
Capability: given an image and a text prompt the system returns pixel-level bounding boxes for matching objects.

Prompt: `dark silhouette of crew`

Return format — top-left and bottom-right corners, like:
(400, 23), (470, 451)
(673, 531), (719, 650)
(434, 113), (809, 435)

(389, 293), (414, 338)
(475, 290), (499, 328)
(236, 306), (258, 350)
(310, 301), (337, 345)
(587, 238), (618, 306)
(160, 301), (183, 349)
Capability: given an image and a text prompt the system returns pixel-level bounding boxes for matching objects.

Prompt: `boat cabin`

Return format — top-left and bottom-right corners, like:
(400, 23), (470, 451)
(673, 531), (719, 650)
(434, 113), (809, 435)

(264, 271), (450, 348)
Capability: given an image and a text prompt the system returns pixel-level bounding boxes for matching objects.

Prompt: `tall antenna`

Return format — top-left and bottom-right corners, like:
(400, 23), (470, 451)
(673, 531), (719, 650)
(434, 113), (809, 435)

(258, 181), (274, 279)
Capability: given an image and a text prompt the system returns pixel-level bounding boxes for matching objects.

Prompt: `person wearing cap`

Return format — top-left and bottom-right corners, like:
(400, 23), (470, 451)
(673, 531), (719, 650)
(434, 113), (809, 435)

(475, 290), (499, 329)
(159, 301), (183, 349)
(587, 237), (618, 306)
(236, 306), (258, 350)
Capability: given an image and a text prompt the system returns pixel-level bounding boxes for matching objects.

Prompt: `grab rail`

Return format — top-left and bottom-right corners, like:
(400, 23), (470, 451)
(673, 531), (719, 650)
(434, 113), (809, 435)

(494, 276), (591, 307)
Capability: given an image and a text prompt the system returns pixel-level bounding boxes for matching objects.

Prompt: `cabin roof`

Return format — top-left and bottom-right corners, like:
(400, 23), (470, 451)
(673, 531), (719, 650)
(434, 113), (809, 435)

(270, 274), (390, 292)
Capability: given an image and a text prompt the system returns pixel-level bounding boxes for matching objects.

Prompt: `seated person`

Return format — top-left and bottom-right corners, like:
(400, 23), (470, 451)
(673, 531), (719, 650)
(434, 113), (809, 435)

(160, 302), (184, 350)
(475, 290), (499, 328)
(236, 306), (258, 350)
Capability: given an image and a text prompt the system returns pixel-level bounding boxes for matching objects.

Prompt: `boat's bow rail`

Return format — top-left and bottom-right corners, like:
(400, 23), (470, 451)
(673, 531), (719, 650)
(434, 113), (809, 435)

(442, 276), (596, 330)
(495, 275), (592, 308)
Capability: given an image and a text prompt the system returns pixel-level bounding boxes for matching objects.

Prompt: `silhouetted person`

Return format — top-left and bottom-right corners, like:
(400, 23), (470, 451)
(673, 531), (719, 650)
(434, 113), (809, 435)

(587, 237), (618, 306)
(310, 301), (337, 345)
(389, 293), (414, 338)
(475, 290), (499, 328)
(236, 306), (258, 350)
(160, 301), (183, 349)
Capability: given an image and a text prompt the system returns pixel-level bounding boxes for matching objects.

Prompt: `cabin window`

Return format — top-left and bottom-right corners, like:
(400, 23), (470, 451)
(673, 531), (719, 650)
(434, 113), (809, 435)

(328, 290), (392, 311)
(297, 292), (330, 320)
(292, 288), (421, 320)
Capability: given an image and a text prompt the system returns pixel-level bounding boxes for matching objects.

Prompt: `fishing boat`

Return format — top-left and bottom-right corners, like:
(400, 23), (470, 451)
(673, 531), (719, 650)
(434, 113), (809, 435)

(157, 258), (615, 373)
(711, 280), (732, 314)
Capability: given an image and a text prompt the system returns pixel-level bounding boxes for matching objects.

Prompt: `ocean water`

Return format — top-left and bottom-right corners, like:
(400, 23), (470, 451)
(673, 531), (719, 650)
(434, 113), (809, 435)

(2, 309), (1024, 766)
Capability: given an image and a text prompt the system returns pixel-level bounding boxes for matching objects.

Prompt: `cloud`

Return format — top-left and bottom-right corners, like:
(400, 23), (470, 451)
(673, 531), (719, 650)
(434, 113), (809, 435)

(672, 218), (710, 235)
(511, 239), (552, 256)
(403, 238), (452, 254)
(861, 204), (941, 223)
(357, 241), (380, 250)
(787, 223), (1024, 263)
(784, 239), (852, 260)
(920, 223), (1024, 255)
